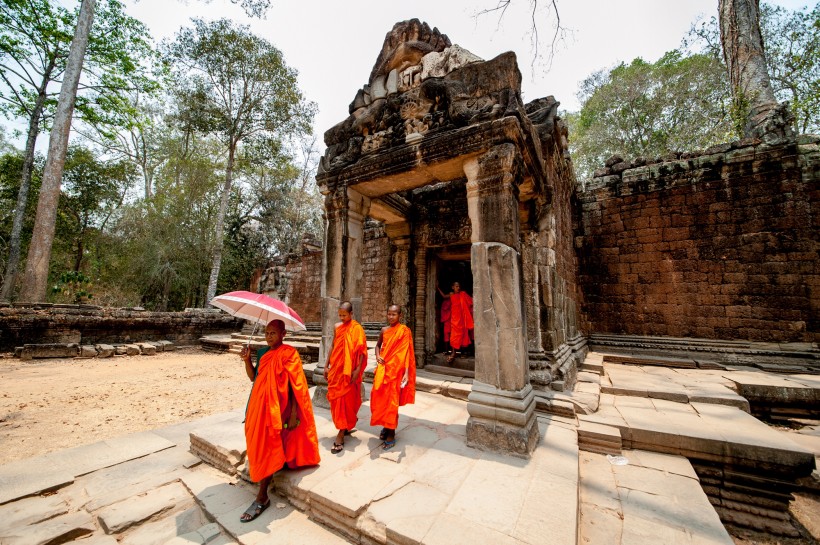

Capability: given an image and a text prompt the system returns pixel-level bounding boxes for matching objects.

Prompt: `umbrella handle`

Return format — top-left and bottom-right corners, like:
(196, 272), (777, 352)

(247, 322), (259, 349)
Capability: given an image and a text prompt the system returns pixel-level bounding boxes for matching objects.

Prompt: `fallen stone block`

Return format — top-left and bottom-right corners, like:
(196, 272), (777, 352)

(78, 345), (97, 358)
(156, 340), (175, 351)
(137, 343), (156, 356)
(0, 511), (94, 545)
(124, 344), (140, 356)
(20, 343), (79, 360)
(97, 481), (193, 534)
(0, 495), (68, 533)
(114, 345), (128, 356)
(95, 344), (115, 358)
(189, 421), (247, 477)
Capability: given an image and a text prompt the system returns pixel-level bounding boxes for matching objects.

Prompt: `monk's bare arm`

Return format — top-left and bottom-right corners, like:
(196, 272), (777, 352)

(240, 346), (254, 381)
(375, 327), (387, 365)
(437, 285), (450, 298)
(324, 322), (342, 379)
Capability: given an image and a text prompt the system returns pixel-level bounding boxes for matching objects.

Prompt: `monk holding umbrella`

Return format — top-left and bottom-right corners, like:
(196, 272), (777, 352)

(210, 291), (320, 523)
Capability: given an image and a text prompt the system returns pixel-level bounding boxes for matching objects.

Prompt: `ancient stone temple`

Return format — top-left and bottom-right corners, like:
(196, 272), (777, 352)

(310, 20), (585, 456)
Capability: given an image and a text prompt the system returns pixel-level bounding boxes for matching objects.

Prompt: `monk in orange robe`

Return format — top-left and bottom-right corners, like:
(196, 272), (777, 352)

(438, 281), (474, 363)
(239, 319), (320, 522)
(370, 304), (416, 450)
(324, 301), (367, 454)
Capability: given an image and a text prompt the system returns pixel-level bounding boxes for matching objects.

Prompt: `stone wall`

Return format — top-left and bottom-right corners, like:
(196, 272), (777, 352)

(576, 136), (819, 348)
(361, 222), (391, 323)
(0, 305), (242, 352)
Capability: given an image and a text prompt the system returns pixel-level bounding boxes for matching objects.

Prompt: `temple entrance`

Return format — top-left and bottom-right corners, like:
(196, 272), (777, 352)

(428, 245), (475, 376)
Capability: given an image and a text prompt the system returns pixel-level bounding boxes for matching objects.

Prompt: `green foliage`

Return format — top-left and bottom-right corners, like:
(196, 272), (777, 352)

(685, 3), (820, 134)
(569, 50), (737, 181)
(50, 270), (93, 303)
(164, 18), (315, 155)
(0, 149), (41, 281)
(0, 0), (161, 135)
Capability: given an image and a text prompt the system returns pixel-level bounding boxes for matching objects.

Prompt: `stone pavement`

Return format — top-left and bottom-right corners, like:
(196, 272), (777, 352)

(4, 350), (820, 544)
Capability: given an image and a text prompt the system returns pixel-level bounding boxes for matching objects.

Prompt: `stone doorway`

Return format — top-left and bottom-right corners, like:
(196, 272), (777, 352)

(429, 246), (475, 377)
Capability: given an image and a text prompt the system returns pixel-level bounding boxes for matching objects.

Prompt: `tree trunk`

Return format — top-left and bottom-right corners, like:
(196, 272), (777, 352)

(18, 0), (97, 302)
(205, 143), (236, 305)
(0, 62), (55, 301)
(719, 0), (794, 140)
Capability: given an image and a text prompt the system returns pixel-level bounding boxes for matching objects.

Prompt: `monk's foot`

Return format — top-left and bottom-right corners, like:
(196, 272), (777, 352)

(240, 498), (270, 522)
(379, 428), (388, 440)
(382, 437), (396, 450)
(331, 442), (344, 454)
(446, 353), (456, 364)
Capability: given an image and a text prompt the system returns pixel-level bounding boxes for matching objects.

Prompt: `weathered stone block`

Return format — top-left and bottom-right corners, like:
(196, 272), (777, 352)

(78, 345), (97, 358)
(137, 342), (156, 356)
(471, 242), (529, 391)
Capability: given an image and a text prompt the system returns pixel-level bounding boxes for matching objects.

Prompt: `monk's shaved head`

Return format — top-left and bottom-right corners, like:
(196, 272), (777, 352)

(388, 304), (402, 315)
(339, 301), (353, 313)
(267, 319), (285, 333)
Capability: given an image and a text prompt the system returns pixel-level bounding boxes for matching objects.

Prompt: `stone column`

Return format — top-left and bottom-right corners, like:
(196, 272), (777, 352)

(521, 228), (542, 353)
(313, 186), (370, 408)
(385, 221), (411, 316)
(463, 144), (539, 456)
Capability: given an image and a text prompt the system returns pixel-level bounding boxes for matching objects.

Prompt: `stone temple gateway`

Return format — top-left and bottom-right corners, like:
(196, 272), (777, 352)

(310, 20), (585, 456)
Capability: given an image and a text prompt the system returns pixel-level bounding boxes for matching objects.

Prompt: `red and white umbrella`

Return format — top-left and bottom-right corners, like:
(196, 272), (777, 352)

(210, 291), (306, 332)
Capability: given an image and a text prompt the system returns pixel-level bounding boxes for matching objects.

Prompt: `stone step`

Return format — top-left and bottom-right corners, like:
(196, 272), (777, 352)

(424, 364), (475, 379)
(581, 395), (816, 536)
(578, 449), (735, 545)
(186, 395), (580, 545)
(0, 511), (95, 545)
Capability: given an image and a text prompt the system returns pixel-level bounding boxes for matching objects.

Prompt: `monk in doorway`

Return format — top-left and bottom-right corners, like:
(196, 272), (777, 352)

(239, 319), (320, 522)
(370, 304), (416, 450)
(324, 301), (367, 454)
(438, 281), (474, 363)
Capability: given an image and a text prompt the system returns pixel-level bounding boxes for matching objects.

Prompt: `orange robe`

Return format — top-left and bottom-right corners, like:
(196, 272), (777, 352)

(448, 291), (474, 350)
(370, 323), (416, 429)
(244, 344), (320, 482)
(327, 319), (367, 430)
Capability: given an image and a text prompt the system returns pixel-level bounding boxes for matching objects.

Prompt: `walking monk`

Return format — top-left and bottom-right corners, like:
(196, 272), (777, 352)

(239, 319), (320, 522)
(324, 301), (367, 454)
(370, 305), (416, 450)
(437, 282), (474, 363)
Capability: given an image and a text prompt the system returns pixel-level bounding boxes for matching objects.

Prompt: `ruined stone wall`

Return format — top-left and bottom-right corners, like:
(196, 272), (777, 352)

(361, 222), (391, 322)
(282, 250), (323, 324)
(576, 136), (819, 344)
(0, 305), (242, 352)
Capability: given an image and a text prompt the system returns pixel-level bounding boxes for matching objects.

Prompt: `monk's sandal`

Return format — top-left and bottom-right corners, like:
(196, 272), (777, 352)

(240, 499), (269, 522)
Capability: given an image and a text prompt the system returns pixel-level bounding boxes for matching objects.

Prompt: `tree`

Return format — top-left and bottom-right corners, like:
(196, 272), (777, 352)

(18, 0), (95, 302)
(164, 18), (314, 305)
(568, 51), (736, 181)
(56, 145), (132, 273)
(688, 3), (819, 135)
(0, 0), (158, 300)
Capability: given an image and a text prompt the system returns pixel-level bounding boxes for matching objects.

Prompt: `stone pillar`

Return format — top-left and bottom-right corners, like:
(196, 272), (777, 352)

(313, 186), (370, 408)
(385, 221), (412, 316)
(521, 228), (542, 353)
(463, 144), (539, 456)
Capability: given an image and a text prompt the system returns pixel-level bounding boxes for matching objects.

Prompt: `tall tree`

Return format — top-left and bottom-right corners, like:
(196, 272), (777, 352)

(718, 0), (795, 140)
(18, 0), (95, 301)
(164, 18), (314, 304)
(568, 51), (736, 180)
(0, 0), (158, 300)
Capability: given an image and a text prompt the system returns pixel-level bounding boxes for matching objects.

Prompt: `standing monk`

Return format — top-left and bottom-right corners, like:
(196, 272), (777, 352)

(324, 301), (367, 454)
(370, 304), (416, 450)
(437, 281), (474, 363)
(239, 319), (320, 522)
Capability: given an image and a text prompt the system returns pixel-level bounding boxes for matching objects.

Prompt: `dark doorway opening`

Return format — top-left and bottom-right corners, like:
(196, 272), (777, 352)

(434, 245), (473, 356)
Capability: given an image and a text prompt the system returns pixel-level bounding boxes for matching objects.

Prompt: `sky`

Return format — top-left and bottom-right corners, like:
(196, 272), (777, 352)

(3, 0), (810, 152)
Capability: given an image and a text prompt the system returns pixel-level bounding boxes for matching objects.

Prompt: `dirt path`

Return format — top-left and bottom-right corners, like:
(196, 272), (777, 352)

(0, 347), (250, 465)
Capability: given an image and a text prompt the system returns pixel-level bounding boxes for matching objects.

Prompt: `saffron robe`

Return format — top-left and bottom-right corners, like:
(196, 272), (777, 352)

(327, 319), (367, 430)
(370, 323), (416, 429)
(244, 344), (320, 482)
(448, 291), (474, 350)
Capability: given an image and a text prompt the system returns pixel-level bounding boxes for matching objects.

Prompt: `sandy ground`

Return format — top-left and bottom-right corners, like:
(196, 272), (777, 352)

(0, 347), (250, 466)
